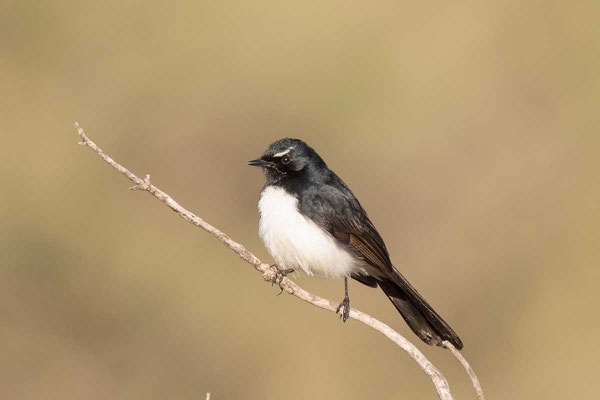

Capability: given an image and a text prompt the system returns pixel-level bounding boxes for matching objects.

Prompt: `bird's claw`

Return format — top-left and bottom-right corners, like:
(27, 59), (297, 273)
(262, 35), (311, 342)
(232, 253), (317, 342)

(336, 295), (350, 322)
(270, 265), (294, 295)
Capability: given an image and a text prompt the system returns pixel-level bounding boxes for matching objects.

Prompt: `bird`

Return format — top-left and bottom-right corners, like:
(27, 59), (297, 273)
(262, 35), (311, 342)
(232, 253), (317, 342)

(248, 138), (463, 350)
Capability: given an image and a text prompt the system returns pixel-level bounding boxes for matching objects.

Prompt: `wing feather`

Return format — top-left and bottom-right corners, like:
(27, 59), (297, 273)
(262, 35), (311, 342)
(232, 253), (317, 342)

(325, 215), (393, 276)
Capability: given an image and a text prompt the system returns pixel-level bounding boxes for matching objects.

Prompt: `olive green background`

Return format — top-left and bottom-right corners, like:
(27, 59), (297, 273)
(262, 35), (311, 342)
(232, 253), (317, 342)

(1, 1), (599, 399)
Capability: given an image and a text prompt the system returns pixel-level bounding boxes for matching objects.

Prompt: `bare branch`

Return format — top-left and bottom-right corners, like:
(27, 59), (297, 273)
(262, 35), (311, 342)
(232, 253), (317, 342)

(444, 341), (485, 400)
(74, 122), (483, 400)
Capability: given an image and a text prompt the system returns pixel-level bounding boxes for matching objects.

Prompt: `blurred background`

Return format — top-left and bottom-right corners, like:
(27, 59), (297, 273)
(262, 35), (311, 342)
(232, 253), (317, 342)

(1, 1), (599, 399)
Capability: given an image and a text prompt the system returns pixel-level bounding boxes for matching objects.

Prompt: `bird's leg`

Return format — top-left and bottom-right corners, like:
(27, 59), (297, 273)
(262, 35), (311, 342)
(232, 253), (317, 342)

(336, 277), (351, 322)
(270, 264), (295, 295)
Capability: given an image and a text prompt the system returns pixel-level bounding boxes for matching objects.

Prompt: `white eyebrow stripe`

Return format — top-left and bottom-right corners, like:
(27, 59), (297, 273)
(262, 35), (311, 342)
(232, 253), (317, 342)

(273, 148), (292, 157)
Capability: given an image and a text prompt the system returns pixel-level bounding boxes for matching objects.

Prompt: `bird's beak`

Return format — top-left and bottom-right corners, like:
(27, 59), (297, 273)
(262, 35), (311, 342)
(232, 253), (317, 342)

(247, 158), (269, 167)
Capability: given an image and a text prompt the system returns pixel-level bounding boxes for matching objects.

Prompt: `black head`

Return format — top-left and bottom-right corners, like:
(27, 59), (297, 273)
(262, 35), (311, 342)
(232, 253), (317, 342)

(248, 138), (327, 183)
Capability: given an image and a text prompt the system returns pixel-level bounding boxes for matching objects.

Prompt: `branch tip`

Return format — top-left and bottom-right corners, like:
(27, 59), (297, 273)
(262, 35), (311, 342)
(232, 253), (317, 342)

(74, 122), (90, 146)
(443, 340), (485, 400)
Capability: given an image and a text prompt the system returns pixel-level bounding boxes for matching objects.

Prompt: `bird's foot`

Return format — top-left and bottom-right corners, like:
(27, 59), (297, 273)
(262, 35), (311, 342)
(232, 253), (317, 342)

(270, 265), (294, 295)
(336, 295), (350, 322)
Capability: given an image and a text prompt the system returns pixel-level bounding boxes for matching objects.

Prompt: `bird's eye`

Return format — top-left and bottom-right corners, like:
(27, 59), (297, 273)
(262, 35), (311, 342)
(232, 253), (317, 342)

(281, 155), (291, 165)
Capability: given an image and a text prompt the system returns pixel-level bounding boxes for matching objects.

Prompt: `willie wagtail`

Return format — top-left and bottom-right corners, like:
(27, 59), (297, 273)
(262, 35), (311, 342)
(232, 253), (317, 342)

(248, 138), (463, 350)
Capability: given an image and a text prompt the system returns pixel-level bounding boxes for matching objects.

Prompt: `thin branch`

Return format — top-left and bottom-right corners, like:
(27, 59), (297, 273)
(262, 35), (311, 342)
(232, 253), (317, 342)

(444, 341), (485, 400)
(73, 122), (482, 400)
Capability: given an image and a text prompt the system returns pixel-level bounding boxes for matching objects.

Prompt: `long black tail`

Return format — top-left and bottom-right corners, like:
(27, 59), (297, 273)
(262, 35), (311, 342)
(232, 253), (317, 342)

(377, 267), (463, 350)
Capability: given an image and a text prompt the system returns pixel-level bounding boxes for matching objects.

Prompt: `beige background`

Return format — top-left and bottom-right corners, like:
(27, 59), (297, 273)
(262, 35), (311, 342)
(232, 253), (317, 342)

(1, 1), (599, 399)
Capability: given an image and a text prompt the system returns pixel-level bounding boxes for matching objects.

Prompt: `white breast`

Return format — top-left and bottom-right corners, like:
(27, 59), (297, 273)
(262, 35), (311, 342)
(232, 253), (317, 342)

(258, 186), (363, 279)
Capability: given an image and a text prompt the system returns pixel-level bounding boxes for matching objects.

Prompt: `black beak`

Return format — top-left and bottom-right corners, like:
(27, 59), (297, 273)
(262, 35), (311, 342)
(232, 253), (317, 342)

(247, 158), (269, 167)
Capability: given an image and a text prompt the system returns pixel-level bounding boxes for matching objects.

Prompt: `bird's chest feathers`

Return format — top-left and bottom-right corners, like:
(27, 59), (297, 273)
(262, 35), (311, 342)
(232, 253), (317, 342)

(258, 186), (357, 278)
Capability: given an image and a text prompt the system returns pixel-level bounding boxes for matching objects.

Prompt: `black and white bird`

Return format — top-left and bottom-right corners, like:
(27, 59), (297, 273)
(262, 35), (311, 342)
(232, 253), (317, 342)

(248, 138), (463, 350)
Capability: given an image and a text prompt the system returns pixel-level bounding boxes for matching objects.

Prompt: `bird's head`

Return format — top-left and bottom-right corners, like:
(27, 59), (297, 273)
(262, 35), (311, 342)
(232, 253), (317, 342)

(248, 138), (326, 182)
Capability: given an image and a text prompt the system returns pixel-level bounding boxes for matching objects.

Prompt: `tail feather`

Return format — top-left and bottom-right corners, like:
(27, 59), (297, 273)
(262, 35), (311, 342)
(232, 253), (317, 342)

(378, 268), (463, 350)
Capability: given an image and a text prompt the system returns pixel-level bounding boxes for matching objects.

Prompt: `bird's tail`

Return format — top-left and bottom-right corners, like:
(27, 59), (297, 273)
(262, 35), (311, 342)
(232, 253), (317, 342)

(378, 267), (463, 350)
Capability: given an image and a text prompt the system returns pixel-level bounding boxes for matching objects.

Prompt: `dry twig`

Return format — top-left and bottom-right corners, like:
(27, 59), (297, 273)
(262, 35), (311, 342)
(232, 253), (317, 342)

(74, 122), (484, 400)
(444, 341), (485, 400)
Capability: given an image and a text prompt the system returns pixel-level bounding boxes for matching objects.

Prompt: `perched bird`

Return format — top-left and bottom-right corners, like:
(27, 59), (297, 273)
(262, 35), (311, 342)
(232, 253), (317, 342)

(248, 138), (463, 350)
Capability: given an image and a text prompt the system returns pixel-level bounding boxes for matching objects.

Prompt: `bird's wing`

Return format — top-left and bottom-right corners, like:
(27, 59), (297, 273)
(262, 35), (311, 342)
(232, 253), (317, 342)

(300, 176), (394, 277)
(326, 214), (394, 276)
